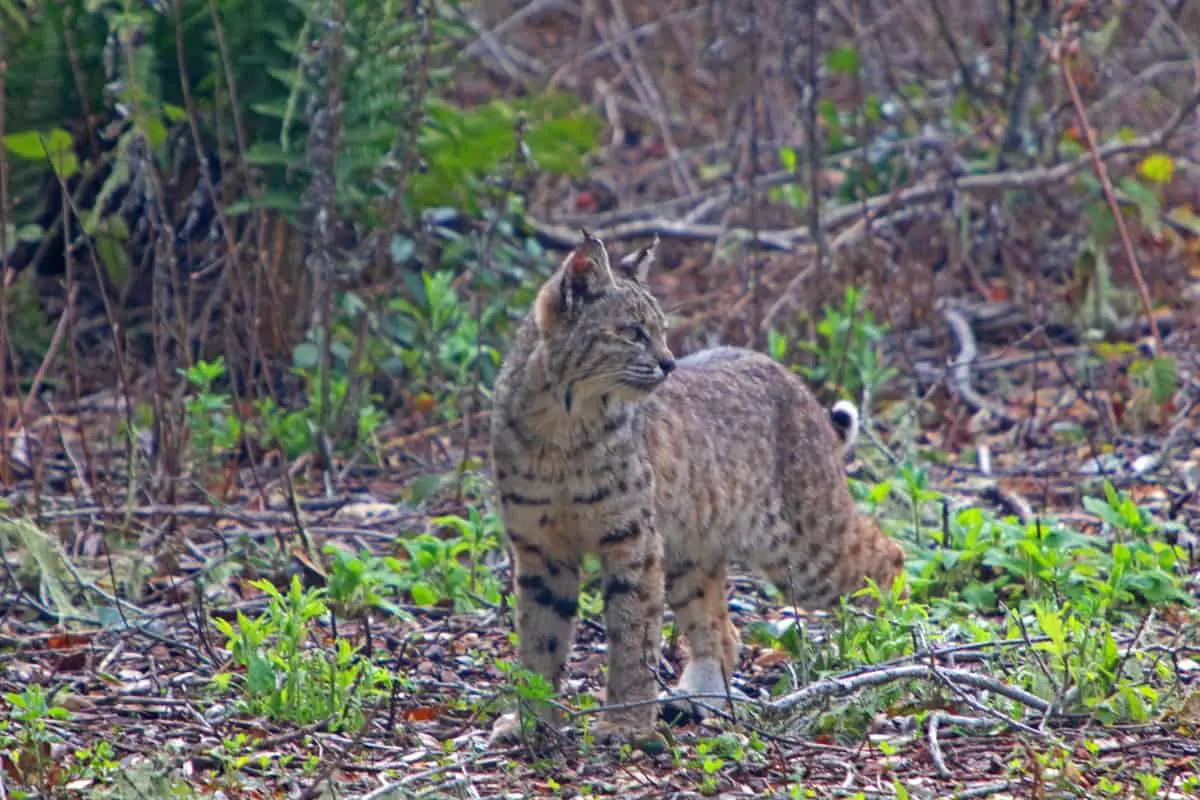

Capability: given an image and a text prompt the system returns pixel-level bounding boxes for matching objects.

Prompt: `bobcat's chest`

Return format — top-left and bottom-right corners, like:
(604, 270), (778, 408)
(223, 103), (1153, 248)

(496, 437), (650, 551)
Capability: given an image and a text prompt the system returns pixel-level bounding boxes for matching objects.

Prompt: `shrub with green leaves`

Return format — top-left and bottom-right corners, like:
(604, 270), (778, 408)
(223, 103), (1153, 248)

(395, 510), (505, 610)
(211, 576), (391, 731)
(769, 286), (896, 406)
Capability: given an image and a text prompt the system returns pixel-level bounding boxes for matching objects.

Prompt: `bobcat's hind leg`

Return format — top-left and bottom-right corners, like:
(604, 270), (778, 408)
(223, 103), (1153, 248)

(661, 563), (745, 724)
(763, 514), (906, 610)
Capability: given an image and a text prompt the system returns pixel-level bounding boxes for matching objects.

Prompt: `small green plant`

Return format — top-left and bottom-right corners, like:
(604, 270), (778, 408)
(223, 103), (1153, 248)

(0, 684), (72, 791)
(1083, 480), (1184, 544)
(893, 480), (1190, 618)
(211, 576), (391, 732)
(393, 511), (505, 611)
(325, 509), (503, 616)
(181, 358), (242, 472)
(326, 546), (413, 619)
(256, 358), (386, 461)
(683, 732), (764, 796)
(769, 286), (896, 405)
(69, 739), (120, 785)
(492, 658), (559, 743)
(388, 269), (504, 419)
(1025, 601), (1162, 723)
(759, 460), (1194, 745)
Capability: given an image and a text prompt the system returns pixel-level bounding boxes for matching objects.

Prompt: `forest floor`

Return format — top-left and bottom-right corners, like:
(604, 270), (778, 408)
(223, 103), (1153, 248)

(6, 3), (1200, 799)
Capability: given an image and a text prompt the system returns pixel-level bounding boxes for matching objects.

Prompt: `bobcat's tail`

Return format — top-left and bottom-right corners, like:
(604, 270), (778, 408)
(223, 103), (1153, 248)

(830, 400), (860, 455)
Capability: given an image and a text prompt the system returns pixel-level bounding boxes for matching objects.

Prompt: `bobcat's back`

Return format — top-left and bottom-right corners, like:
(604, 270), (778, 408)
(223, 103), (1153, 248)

(645, 347), (899, 608)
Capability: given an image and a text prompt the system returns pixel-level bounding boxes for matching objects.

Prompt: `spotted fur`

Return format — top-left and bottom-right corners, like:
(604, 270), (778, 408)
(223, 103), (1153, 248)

(488, 231), (905, 748)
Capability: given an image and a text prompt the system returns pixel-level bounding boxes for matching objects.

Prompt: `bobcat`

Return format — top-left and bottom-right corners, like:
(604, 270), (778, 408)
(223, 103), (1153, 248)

(488, 231), (905, 748)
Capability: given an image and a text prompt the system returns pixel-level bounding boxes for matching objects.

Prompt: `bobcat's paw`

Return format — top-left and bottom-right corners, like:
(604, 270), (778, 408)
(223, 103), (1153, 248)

(661, 658), (748, 725)
(659, 685), (749, 726)
(486, 712), (523, 749)
(487, 712), (563, 751)
(591, 718), (668, 753)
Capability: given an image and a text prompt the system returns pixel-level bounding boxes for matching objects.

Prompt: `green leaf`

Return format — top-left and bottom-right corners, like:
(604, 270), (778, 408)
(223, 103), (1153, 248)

(1119, 177), (1162, 235)
(826, 46), (861, 76)
(3, 129), (77, 179)
(225, 191), (304, 217)
(1082, 496), (1125, 529)
(409, 582), (439, 606)
(864, 95), (883, 123)
(2, 131), (50, 160)
(779, 146), (797, 172)
(163, 104), (189, 124)
(1034, 604), (1066, 652)
(42, 129), (78, 180)
(1149, 355), (1178, 404)
(962, 583), (996, 610)
(94, 217), (131, 290)
(0, 0), (30, 33)
(137, 115), (168, 152)
(293, 342), (320, 370)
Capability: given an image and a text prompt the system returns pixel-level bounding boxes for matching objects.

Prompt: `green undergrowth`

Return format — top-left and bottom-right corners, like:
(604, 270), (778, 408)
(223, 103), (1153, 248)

(744, 471), (1194, 740)
(3, 453), (1195, 796)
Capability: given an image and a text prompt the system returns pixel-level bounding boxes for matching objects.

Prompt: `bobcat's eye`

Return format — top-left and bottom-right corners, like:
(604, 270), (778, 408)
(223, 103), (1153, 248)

(621, 324), (651, 345)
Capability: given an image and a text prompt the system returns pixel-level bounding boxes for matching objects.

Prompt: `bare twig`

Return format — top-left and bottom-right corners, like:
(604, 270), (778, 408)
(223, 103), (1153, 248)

(21, 284), (79, 420)
(1050, 22), (1168, 356)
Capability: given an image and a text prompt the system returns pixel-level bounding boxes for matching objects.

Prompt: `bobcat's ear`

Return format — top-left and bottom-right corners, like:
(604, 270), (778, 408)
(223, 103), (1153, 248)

(614, 234), (659, 283)
(536, 229), (615, 332)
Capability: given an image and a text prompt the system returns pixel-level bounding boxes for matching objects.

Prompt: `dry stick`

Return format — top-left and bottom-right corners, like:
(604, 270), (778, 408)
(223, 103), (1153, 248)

(768, 662), (1049, 715)
(560, 132), (946, 231)
(1052, 31), (1166, 357)
(938, 301), (1021, 425)
(355, 752), (509, 800)
(461, 0), (560, 61)
(0, 34), (9, 489)
(20, 284), (79, 420)
(563, 660), (1052, 742)
(927, 711), (952, 778)
(600, 0), (696, 197)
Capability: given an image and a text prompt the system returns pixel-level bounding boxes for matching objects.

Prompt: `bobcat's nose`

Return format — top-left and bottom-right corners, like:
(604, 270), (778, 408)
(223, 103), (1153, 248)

(659, 357), (676, 375)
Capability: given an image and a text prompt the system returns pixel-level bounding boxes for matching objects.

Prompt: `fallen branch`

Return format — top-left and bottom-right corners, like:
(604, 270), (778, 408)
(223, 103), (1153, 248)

(767, 662), (1050, 717)
(938, 300), (1022, 426)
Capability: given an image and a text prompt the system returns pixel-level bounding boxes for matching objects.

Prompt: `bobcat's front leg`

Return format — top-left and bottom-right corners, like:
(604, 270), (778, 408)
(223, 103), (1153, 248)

(595, 508), (666, 746)
(488, 529), (580, 748)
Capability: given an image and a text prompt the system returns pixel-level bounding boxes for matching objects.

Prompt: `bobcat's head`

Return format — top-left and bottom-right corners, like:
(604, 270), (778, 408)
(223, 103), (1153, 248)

(533, 230), (676, 412)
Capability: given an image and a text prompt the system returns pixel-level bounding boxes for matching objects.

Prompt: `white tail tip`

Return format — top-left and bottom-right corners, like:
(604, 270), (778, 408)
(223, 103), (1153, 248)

(830, 400), (860, 452)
